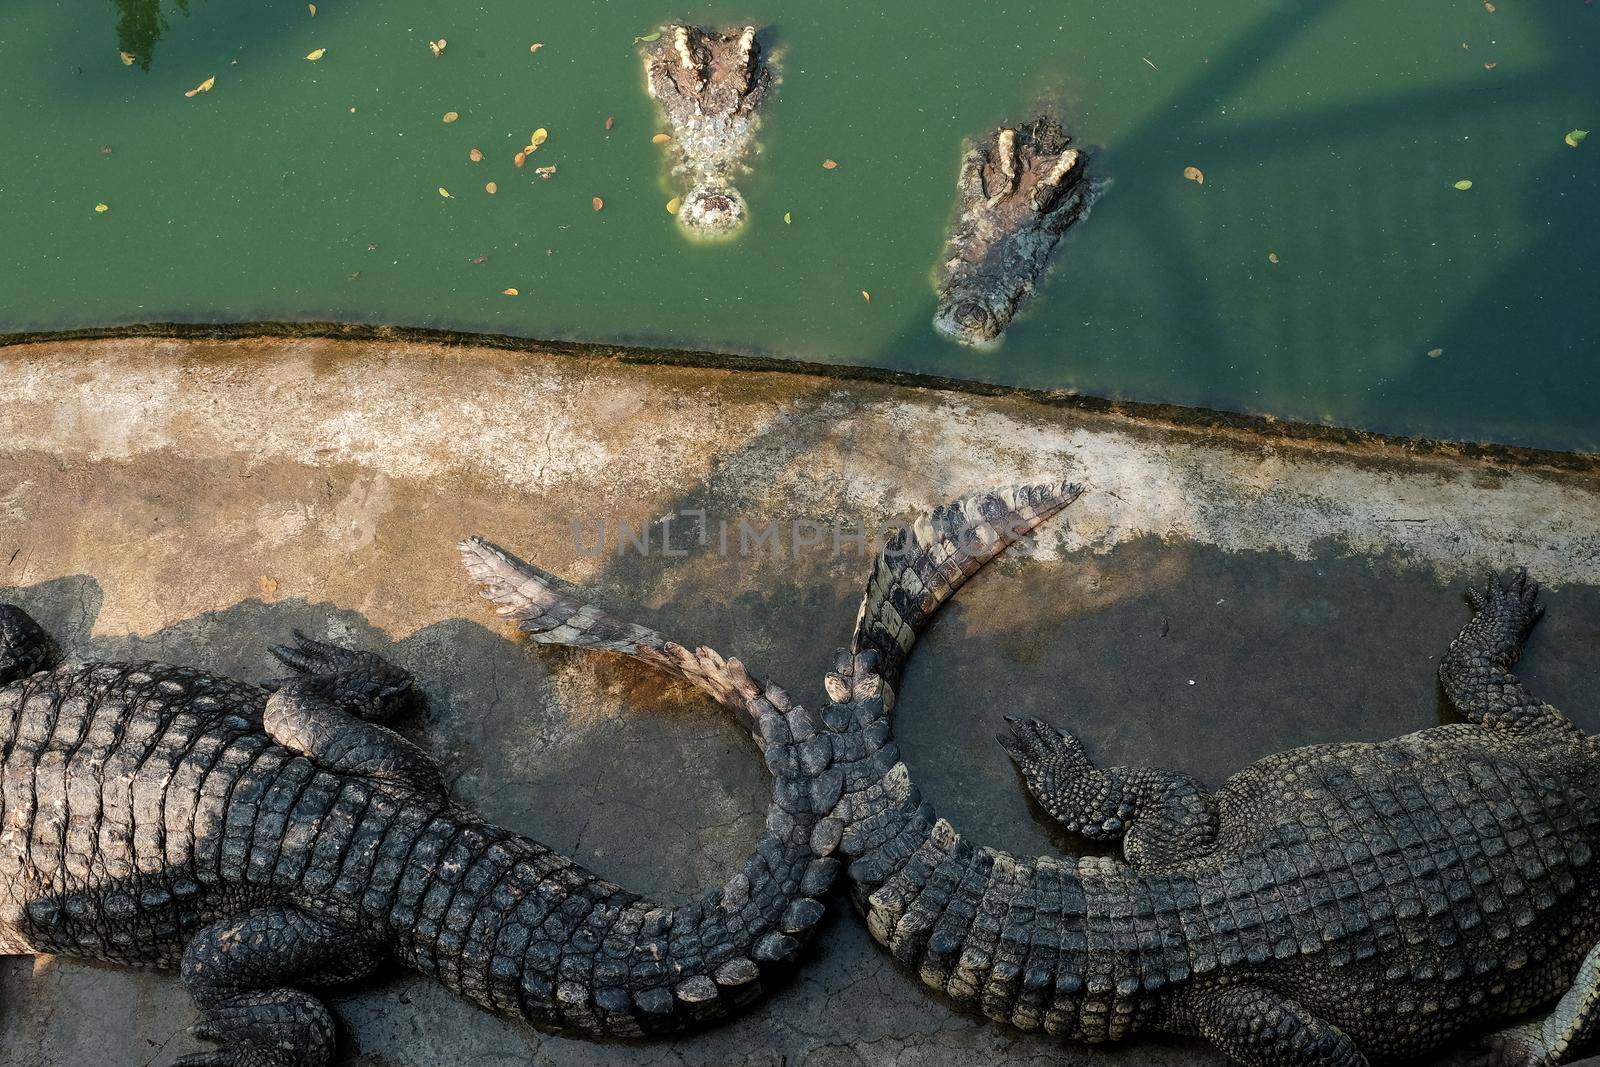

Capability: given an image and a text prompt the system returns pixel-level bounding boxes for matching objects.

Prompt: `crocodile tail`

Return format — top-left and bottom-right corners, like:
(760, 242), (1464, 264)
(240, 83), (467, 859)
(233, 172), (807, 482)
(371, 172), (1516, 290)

(832, 484), (1123, 1034)
(456, 537), (841, 1037)
(851, 481), (1082, 696)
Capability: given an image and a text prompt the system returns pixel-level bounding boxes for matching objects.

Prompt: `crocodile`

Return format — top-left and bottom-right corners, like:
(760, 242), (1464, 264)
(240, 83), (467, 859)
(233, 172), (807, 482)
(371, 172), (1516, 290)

(0, 539), (848, 1066)
(816, 483), (1599, 1066)
(933, 118), (1095, 347)
(642, 23), (775, 238)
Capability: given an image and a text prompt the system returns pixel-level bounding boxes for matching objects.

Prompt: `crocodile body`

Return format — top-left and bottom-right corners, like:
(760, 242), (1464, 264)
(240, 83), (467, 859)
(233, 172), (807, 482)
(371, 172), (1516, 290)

(0, 541), (846, 1065)
(816, 484), (1600, 1066)
(642, 24), (775, 238)
(933, 119), (1094, 347)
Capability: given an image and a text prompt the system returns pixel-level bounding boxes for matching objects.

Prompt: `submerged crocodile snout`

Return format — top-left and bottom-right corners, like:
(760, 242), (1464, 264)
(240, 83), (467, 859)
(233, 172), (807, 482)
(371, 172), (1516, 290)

(933, 295), (1005, 347)
(680, 186), (747, 236)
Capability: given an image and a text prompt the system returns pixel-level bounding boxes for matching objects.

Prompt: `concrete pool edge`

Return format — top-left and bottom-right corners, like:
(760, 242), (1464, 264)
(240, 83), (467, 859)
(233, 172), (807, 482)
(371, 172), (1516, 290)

(4, 320), (1596, 476)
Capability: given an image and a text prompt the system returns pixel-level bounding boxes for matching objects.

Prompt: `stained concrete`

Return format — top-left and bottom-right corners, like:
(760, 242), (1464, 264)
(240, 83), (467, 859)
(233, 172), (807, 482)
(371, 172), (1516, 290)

(0, 332), (1598, 1066)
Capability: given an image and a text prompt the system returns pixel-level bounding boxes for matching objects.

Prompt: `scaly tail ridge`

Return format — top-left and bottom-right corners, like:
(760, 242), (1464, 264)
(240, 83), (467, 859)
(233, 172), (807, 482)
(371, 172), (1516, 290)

(458, 537), (840, 1037)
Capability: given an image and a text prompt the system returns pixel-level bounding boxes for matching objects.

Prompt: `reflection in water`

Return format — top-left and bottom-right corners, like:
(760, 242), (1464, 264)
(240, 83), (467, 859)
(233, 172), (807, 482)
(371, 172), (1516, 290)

(112, 0), (190, 69)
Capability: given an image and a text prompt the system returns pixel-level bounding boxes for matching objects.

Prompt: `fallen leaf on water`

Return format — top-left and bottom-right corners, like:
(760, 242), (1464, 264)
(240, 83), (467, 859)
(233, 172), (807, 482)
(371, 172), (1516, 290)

(305, 48), (326, 61)
(308, 3), (316, 15)
(651, 133), (672, 144)
(502, 287), (519, 296)
(535, 164), (556, 179)
(1453, 179), (1473, 190)
(514, 152), (527, 167)
(1427, 348), (1444, 358)
(486, 181), (498, 194)
(428, 39), (446, 58)
(784, 211), (792, 224)
(443, 111), (459, 123)
(471, 255), (488, 264)
(1184, 165), (1204, 184)
(605, 116), (615, 130)
(1268, 251), (1280, 264)
(1566, 129), (1589, 148)
(530, 128), (548, 147)
(1484, 61), (1498, 70)
(822, 159), (839, 169)
(633, 29), (663, 44)
(592, 196), (604, 211)
(100, 145), (114, 155)
(184, 75), (216, 98)
(666, 196), (681, 214)
(530, 42), (544, 54)
(94, 202), (109, 213)
(861, 290), (872, 303)
(259, 576), (279, 595)
(439, 186), (454, 198)
(469, 147), (483, 162)
(119, 52), (137, 66)
(1485, 1), (1495, 10)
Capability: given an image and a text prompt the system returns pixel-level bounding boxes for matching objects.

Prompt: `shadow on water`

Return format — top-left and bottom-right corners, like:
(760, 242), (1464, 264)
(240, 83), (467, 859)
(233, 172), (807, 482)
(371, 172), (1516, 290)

(109, 0), (193, 70)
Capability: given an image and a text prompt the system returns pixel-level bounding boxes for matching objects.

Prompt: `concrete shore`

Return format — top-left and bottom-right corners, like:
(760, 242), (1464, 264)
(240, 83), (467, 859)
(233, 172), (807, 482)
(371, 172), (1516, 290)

(1, 331), (1597, 1066)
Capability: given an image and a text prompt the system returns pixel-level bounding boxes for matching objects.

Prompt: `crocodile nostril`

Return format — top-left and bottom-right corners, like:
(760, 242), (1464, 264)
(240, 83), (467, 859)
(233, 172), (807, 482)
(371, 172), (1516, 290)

(953, 300), (998, 337)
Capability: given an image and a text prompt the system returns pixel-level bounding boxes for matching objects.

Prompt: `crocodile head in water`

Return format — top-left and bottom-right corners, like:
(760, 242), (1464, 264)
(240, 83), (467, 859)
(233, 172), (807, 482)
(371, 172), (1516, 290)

(933, 118), (1094, 348)
(643, 24), (775, 239)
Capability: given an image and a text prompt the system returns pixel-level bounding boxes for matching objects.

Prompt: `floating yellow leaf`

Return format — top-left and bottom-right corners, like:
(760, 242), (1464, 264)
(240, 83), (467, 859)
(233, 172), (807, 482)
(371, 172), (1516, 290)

(861, 290), (871, 303)
(1268, 251), (1279, 264)
(651, 133), (672, 144)
(1184, 165), (1204, 184)
(592, 196), (604, 211)
(1484, 1), (1495, 10)
(1567, 129), (1589, 148)
(530, 42), (544, 54)
(605, 116), (615, 130)
(439, 186), (453, 198)
(119, 51), (137, 66)
(308, 3), (316, 15)
(784, 211), (792, 224)
(514, 152), (527, 167)
(822, 158), (839, 170)
(94, 202), (109, 213)
(1484, 61), (1498, 70)
(1427, 348), (1444, 358)
(1453, 179), (1473, 190)
(305, 48), (326, 61)
(443, 111), (459, 123)
(666, 196), (681, 214)
(259, 575), (279, 595)
(184, 75), (216, 98)
(486, 181), (498, 194)
(502, 288), (519, 296)
(428, 39), (446, 57)
(530, 128), (549, 148)
(469, 147), (483, 162)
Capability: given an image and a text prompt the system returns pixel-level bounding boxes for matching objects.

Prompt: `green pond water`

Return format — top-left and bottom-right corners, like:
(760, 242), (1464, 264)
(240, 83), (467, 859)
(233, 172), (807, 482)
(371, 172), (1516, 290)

(0, 0), (1596, 450)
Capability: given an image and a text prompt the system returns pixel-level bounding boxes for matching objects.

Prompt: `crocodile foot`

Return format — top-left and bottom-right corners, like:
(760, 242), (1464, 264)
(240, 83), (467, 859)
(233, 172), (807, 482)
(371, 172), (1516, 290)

(0, 604), (58, 683)
(263, 630), (414, 722)
(1466, 568), (1546, 659)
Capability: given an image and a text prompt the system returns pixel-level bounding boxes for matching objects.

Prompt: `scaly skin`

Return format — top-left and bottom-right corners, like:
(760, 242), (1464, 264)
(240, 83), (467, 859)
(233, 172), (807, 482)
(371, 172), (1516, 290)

(933, 119), (1095, 347)
(815, 485), (1600, 1066)
(642, 24), (775, 238)
(0, 536), (849, 1066)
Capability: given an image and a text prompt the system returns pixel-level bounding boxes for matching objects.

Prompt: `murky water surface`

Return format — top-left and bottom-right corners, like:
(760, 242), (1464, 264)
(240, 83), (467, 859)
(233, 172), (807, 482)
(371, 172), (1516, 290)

(0, 1), (1595, 448)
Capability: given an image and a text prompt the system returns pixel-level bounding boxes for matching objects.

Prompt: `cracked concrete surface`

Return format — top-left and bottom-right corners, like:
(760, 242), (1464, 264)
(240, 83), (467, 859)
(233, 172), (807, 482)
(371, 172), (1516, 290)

(0, 333), (1598, 1066)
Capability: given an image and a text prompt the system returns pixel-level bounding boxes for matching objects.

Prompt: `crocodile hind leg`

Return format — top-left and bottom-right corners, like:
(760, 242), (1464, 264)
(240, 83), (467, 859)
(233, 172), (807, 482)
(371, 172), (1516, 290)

(178, 904), (382, 1067)
(261, 632), (445, 800)
(1439, 570), (1574, 734)
(1473, 940), (1600, 1066)
(998, 717), (1218, 869)
(1177, 983), (1369, 1067)
(0, 605), (57, 683)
